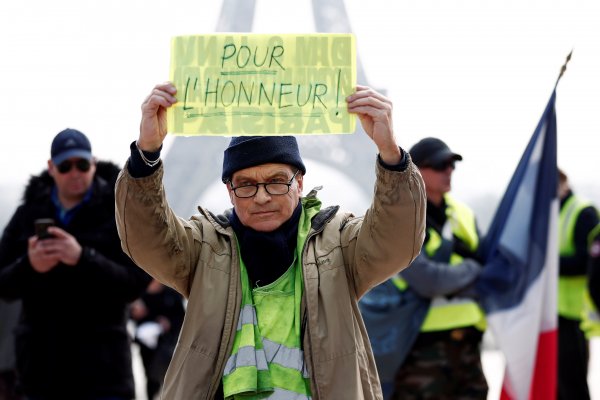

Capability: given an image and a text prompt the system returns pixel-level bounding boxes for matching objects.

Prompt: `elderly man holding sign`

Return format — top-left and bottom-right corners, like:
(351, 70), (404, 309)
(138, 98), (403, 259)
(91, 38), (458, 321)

(115, 34), (425, 400)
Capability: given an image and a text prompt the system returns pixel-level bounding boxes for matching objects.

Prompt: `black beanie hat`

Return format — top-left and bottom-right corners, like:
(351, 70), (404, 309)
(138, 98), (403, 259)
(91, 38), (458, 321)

(221, 136), (306, 182)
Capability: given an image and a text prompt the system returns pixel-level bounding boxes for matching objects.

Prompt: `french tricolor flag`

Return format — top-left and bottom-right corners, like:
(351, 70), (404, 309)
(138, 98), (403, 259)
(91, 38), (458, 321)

(476, 89), (558, 400)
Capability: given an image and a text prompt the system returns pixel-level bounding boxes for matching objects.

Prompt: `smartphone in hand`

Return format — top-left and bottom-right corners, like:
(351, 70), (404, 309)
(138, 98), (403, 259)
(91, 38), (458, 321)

(34, 218), (55, 240)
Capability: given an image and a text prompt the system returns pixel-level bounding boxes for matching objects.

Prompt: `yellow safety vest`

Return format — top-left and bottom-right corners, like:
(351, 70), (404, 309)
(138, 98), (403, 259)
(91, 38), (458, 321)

(558, 195), (592, 320)
(581, 224), (600, 338)
(222, 201), (319, 400)
(394, 194), (486, 332)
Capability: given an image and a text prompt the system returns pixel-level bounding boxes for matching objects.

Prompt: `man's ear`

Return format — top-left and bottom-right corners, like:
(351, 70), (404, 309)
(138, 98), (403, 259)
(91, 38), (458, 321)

(297, 173), (304, 195)
(47, 160), (55, 177)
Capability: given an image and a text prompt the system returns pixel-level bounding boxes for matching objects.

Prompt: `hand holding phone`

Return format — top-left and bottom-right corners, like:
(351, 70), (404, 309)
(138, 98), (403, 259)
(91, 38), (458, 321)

(34, 218), (55, 240)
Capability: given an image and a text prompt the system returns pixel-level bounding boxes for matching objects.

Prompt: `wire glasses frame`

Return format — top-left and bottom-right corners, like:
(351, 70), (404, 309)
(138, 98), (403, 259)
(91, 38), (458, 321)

(229, 170), (300, 198)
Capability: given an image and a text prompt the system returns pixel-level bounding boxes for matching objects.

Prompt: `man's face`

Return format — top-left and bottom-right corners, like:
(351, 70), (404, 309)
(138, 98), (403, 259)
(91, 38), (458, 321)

(419, 158), (455, 199)
(227, 163), (303, 232)
(48, 157), (96, 202)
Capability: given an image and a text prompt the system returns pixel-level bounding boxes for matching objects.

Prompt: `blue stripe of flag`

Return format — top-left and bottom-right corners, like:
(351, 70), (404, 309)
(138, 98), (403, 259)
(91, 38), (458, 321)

(476, 90), (558, 314)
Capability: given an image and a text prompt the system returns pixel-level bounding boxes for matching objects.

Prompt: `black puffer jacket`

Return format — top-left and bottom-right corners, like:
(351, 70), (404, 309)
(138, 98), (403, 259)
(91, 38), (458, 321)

(0, 161), (151, 399)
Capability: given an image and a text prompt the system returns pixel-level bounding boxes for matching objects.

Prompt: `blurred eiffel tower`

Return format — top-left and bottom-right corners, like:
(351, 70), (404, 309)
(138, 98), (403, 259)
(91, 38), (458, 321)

(163, 0), (383, 215)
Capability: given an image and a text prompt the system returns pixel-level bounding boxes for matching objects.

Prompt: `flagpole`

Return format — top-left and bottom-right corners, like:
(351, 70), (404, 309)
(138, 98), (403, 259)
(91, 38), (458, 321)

(555, 50), (573, 88)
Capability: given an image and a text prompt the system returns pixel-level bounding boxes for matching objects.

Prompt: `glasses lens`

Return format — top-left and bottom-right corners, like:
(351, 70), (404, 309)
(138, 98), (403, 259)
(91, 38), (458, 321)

(57, 161), (73, 173)
(57, 159), (91, 174)
(234, 186), (257, 198)
(265, 183), (290, 195)
(75, 159), (91, 172)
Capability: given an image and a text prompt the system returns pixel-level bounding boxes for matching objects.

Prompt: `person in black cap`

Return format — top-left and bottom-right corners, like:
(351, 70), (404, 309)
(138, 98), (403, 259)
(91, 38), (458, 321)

(114, 82), (426, 399)
(556, 168), (598, 400)
(388, 137), (488, 399)
(0, 128), (151, 399)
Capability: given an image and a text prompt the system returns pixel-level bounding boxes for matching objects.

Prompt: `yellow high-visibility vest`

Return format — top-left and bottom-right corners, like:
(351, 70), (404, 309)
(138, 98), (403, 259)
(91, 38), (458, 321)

(558, 195), (593, 320)
(395, 194), (486, 332)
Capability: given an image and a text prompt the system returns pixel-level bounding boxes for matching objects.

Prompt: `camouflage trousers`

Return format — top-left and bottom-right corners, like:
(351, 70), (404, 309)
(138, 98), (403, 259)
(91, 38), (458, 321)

(391, 327), (488, 400)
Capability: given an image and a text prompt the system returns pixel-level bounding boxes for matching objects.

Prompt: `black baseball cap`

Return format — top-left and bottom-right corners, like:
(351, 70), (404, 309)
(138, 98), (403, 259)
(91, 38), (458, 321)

(51, 128), (92, 165)
(409, 137), (462, 168)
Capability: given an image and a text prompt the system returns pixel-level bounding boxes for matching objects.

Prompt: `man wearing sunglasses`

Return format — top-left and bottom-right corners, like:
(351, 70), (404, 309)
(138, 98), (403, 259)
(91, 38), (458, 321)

(388, 137), (487, 399)
(0, 128), (151, 400)
(114, 82), (426, 399)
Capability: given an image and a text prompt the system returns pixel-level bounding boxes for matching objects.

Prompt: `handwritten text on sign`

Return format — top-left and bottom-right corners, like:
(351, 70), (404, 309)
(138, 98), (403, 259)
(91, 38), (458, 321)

(168, 34), (356, 136)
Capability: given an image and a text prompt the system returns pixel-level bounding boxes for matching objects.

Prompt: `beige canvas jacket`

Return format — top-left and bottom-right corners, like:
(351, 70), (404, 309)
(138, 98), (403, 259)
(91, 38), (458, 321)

(115, 158), (425, 400)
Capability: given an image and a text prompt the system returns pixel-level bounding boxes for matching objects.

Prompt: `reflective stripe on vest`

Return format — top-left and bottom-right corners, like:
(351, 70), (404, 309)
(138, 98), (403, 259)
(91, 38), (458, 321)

(421, 194), (485, 332)
(223, 334), (309, 378)
(223, 254), (310, 399)
(558, 195), (592, 319)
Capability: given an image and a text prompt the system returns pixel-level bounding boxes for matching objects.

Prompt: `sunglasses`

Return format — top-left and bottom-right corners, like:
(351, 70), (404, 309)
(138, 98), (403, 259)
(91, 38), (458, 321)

(56, 159), (91, 174)
(426, 159), (456, 172)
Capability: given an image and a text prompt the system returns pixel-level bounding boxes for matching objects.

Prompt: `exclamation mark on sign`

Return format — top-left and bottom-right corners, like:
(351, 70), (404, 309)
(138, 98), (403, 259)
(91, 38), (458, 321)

(335, 69), (341, 116)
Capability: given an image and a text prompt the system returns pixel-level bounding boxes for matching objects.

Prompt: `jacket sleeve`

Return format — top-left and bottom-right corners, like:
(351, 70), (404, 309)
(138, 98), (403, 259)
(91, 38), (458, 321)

(342, 156), (426, 299)
(400, 253), (481, 298)
(77, 245), (151, 302)
(115, 162), (202, 298)
(0, 200), (151, 302)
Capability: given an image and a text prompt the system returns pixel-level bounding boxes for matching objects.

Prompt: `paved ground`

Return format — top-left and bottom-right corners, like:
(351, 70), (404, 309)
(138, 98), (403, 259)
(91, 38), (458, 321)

(132, 336), (600, 400)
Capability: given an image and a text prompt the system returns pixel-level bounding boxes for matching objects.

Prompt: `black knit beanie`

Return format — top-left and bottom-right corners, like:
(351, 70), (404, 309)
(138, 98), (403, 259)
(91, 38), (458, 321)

(221, 136), (306, 182)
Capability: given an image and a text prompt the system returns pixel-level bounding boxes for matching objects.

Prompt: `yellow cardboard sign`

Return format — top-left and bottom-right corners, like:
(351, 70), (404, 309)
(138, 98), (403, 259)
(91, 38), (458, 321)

(167, 34), (356, 136)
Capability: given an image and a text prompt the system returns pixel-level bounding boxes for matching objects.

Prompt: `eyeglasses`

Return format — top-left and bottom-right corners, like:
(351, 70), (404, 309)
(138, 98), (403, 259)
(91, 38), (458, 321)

(230, 170), (300, 198)
(426, 159), (456, 172)
(56, 159), (91, 174)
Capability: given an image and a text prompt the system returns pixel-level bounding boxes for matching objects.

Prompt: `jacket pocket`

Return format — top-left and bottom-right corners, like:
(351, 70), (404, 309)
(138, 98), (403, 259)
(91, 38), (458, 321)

(162, 342), (219, 399)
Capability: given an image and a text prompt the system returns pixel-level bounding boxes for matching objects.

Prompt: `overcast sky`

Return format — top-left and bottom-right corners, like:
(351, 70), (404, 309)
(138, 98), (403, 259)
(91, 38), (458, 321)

(2, 0), (599, 218)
